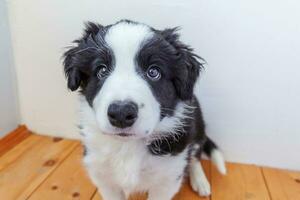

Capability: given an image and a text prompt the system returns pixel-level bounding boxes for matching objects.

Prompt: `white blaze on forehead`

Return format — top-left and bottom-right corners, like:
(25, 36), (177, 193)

(102, 22), (155, 100)
(105, 22), (153, 68)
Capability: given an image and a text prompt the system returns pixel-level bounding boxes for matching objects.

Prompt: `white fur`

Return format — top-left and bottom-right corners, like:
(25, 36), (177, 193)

(80, 98), (188, 200)
(189, 157), (211, 196)
(211, 149), (227, 175)
(93, 22), (160, 138)
(153, 102), (194, 134)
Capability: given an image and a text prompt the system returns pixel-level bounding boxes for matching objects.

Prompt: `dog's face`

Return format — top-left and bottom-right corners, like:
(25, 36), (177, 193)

(63, 20), (203, 139)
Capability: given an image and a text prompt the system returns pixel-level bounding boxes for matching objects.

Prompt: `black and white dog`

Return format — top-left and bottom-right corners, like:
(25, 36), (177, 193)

(63, 20), (226, 200)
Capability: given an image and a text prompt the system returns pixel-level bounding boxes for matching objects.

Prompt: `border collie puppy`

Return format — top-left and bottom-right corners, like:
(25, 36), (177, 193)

(63, 20), (226, 200)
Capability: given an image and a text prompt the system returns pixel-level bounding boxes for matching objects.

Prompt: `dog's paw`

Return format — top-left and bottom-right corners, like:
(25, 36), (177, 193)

(190, 174), (211, 196)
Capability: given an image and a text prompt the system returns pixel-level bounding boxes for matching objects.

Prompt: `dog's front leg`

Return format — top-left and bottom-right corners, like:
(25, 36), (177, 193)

(148, 177), (182, 200)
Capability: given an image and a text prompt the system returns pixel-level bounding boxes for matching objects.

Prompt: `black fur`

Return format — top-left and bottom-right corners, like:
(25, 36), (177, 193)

(147, 96), (207, 156)
(63, 22), (114, 106)
(202, 137), (218, 157)
(136, 27), (204, 117)
(136, 26), (206, 156)
(136, 32), (180, 117)
(83, 144), (88, 156)
(159, 28), (205, 100)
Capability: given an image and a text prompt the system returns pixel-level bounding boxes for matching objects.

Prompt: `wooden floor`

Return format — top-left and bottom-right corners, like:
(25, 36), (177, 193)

(0, 127), (300, 200)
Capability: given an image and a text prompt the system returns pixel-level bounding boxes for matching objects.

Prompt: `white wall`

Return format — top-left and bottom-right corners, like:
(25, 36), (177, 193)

(0, 0), (19, 136)
(7, 0), (300, 170)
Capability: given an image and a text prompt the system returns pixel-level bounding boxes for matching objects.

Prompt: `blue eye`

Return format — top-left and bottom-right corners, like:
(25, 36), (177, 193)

(96, 64), (109, 79)
(147, 65), (161, 81)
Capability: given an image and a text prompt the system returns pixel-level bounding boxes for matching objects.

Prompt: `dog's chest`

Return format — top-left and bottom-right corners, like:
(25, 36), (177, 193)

(106, 141), (147, 190)
(84, 137), (153, 190)
(84, 136), (187, 193)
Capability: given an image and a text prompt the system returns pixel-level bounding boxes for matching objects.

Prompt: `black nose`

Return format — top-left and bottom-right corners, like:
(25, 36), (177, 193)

(107, 101), (138, 128)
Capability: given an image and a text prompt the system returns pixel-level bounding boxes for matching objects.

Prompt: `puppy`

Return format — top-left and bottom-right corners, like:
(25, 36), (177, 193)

(63, 20), (226, 200)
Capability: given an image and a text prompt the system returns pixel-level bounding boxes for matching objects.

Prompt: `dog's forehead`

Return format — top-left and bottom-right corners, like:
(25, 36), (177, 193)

(104, 22), (154, 61)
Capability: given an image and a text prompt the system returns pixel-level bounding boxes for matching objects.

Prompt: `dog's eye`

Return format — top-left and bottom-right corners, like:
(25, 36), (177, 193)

(147, 65), (161, 81)
(96, 64), (109, 79)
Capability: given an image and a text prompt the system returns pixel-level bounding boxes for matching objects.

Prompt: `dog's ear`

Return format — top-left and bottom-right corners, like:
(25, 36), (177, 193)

(63, 47), (83, 91)
(63, 22), (103, 91)
(160, 28), (204, 100)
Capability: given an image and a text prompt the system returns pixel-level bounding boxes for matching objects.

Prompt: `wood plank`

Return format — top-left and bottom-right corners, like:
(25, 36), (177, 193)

(211, 162), (270, 200)
(92, 160), (210, 200)
(28, 145), (96, 200)
(0, 125), (31, 157)
(0, 135), (79, 200)
(0, 134), (42, 171)
(92, 191), (102, 200)
(129, 193), (148, 200)
(91, 184), (148, 199)
(263, 167), (300, 200)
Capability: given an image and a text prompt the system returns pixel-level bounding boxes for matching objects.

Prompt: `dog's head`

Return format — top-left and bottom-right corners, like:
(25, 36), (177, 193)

(63, 20), (203, 139)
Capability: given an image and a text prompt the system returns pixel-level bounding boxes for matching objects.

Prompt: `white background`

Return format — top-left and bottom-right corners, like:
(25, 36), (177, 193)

(6, 0), (300, 170)
(0, 0), (19, 136)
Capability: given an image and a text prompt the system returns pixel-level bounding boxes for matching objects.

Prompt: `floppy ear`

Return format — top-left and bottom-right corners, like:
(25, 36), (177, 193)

(62, 22), (103, 91)
(160, 28), (204, 100)
(63, 47), (83, 91)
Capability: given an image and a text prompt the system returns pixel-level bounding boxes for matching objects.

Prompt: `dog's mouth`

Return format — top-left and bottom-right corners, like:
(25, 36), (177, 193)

(116, 133), (134, 137)
(101, 127), (150, 139)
